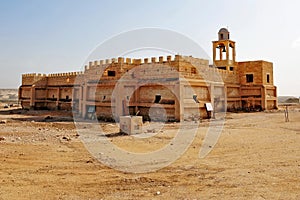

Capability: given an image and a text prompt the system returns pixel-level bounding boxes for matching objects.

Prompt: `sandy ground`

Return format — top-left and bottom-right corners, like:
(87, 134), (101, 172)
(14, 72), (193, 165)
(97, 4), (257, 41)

(0, 107), (299, 200)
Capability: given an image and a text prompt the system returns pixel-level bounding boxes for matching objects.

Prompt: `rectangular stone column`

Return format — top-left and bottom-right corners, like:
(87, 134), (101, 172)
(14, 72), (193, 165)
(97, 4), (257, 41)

(30, 86), (36, 108)
(174, 81), (181, 122)
(261, 86), (267, 110)
(56, 88), (60, 109)
(82, 84), (88, 118)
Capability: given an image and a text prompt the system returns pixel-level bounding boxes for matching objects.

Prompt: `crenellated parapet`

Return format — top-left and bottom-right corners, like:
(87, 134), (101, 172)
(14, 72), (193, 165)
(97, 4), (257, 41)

(21, 71), (83, 86)
(46, 71), (83, 86)
(81, 54), (241, 84)
(22, 71), (83, 78)
(84, 55), (185, 70)
(22, 73), (47, 86)
(22, 73), (47, 78)
(47, 71), (83, 77)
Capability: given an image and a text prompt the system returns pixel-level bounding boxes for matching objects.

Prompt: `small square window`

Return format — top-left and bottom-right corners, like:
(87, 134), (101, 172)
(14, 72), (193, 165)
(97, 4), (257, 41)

(108, 71), (116, 76)
(246, 74), (253, 83)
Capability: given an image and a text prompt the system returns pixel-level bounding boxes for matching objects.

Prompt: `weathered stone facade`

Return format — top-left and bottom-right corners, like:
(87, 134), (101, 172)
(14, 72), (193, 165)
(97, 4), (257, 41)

(19, 28), (277, 121)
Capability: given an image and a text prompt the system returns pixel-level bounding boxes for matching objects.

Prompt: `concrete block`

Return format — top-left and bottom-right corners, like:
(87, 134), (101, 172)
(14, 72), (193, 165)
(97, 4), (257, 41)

(119, 116), (143, 135)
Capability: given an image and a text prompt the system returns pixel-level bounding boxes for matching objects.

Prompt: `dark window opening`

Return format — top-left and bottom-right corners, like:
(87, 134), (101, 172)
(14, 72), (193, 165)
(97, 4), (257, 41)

(52, 95), (55, 98)
(108, 70), (116, 76)
(193, 94), (199, 103)
(126, 96), (130, 100)
(103, 95), (106, 100)
(154, 94), (161, 103)
(230, 67), (234, 71)
(246, 74), (254, 83)
(218, 66), (226, 70)
(267, 74), (270, 83)
(191, 67), (197, 74)
(66, 95), (69, 100)
(220, 33), (223, 40)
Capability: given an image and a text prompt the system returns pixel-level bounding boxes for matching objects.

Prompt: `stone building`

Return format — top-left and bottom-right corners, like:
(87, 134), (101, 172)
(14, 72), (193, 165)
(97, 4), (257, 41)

(19, 28), (277, 121)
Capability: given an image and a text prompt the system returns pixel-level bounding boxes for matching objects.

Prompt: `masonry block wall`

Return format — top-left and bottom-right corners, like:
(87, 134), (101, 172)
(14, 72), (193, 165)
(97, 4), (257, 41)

(19, 28), (277, 121)
(19, 54), (277, 121)
(19, 72), (83, 110)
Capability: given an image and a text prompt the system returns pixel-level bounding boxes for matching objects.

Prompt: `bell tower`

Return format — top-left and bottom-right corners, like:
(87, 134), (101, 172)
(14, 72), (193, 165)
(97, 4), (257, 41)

(212, 28), (236, 71)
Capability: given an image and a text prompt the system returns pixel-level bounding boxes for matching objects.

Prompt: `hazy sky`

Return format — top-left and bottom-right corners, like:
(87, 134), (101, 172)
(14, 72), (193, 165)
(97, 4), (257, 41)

(1, 0), (300, 96)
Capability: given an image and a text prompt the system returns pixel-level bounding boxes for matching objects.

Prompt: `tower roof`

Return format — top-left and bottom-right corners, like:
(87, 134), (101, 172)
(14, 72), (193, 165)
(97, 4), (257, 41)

(218, 28), (230, 40)
(218, 28), (229, 33)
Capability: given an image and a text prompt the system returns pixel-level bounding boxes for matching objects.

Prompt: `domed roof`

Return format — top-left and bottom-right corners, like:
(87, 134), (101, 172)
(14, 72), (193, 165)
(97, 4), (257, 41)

(218, 28), (230, 40)
(218, 28), (229, 33)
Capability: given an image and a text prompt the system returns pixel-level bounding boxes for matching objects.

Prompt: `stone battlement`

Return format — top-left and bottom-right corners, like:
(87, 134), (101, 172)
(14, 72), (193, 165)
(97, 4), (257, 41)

(84, 55), (208, 70)
(22, 73), (46, 77)
(22, 71), (83, 78)
(48, 71), (83, 77)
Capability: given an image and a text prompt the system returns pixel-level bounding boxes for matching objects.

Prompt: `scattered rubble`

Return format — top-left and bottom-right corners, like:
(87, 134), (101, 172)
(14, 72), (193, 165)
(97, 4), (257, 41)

(0, 120), (7, 124)
(62, 136), (71, 141)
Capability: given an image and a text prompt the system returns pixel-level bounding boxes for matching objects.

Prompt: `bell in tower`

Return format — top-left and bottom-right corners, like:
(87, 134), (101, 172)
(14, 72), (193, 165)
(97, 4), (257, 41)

(212, 27), (236, 71)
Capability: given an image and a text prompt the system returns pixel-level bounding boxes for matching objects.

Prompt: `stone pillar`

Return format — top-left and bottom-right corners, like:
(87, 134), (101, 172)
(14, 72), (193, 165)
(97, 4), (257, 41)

(174, 82), (181, 121)
(210, 84), (215, 116)
(179, 82), (185, 121)
(226, 42), (230, 71)
(56, 88), (60, 110)
(232, 44), (236, 63)
(274, 86), (278, 109)
(115, 84), (124, 120)
(212, 43), (216, 63)
(261, 86), (267, 110)
(30, 85), (36, 108)
(82, 84), (88, 118)
(134, 85), (140, 115)
(78, 86), (83, 115)
(71, 87), (75, 110)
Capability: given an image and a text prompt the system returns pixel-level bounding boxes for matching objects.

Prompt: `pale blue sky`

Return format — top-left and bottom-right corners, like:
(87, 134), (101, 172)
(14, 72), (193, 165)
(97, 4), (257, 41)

(1, 0), (300, 96)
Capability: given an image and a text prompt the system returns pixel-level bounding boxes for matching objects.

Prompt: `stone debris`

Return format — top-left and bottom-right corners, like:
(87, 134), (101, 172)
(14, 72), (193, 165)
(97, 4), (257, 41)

(146, 129), (156, 133)
(0, 120), (7, 124)
(62, 136), (71, 141)
(45, 116), (53, 120)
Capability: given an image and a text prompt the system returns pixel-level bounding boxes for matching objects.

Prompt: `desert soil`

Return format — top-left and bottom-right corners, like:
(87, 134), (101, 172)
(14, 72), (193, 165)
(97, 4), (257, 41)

(0, 106), (299, 199)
